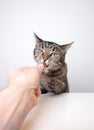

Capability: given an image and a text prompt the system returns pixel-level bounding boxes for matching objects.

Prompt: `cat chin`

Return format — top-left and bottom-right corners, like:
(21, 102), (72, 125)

(43, 67), (55, 75)
(43, 68), (49, 74)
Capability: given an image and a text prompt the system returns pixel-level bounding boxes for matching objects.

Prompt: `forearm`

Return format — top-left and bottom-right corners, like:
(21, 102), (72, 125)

(0, 85), (35, 130)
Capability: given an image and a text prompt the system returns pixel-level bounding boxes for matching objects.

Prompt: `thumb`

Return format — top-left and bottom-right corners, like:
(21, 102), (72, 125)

(36, 64), (44, 74)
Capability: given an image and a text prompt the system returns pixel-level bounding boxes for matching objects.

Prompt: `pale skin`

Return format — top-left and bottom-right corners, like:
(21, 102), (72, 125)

(0, 64), (44, 130)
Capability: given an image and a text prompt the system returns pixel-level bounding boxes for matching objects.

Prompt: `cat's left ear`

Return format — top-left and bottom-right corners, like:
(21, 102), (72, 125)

(33, 32), (43, 43)
(60, 41), (74, 53)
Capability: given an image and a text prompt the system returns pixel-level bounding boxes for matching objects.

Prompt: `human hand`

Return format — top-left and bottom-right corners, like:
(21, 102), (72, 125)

(0, 64), (44, 130)
(7, 64), (44, 107)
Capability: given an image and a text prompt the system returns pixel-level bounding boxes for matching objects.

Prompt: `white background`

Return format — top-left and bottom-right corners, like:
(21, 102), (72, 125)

(0, 0), (94, 92)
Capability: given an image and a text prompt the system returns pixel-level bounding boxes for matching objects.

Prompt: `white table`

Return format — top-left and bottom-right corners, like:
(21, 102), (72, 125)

(20, 93), (94, 130)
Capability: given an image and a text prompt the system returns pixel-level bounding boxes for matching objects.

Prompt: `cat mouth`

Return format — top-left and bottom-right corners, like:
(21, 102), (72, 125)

(37, 60), (49, 68)
(43, 62), (49, 68)
(39, 58), (49, 68)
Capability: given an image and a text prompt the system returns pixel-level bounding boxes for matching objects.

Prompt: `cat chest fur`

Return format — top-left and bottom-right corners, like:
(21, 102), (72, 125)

(40, 63), (69, 94)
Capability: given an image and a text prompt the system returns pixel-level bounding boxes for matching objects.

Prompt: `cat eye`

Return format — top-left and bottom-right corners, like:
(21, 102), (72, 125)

(37, 49), (43, 53)
(52, 53), (58, 56)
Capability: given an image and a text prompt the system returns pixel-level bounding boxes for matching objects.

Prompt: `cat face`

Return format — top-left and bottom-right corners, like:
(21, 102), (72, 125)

(33, 33), (73, 75)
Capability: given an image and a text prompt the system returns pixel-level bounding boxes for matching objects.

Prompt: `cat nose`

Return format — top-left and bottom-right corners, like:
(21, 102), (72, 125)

(42, 53), (49, 62)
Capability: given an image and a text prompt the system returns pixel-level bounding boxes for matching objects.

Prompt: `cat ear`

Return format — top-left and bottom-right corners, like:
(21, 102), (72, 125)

(60, 41), (74, 53)
(33, 32), (43, 43)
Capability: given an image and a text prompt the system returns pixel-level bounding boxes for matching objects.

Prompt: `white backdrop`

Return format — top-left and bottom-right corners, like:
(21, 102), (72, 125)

(0, 0), (94, 92)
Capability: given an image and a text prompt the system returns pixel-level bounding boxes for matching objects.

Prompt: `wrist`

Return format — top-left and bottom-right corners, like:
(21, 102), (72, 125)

(0, 84), (37, 130)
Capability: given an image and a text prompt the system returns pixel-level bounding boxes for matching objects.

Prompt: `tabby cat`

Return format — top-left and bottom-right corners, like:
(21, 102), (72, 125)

(33, 33), (73, 94)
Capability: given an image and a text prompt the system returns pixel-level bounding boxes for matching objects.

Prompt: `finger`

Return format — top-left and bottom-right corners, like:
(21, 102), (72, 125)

(35, 87), (41, 97)
(36, 64), (45, 74)
(19, 66), (32, 71)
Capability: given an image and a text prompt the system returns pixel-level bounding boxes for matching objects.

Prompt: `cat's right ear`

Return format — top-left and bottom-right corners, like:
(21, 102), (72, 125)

(33, 32), (43, 43)
(60, 41), (74, 53)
